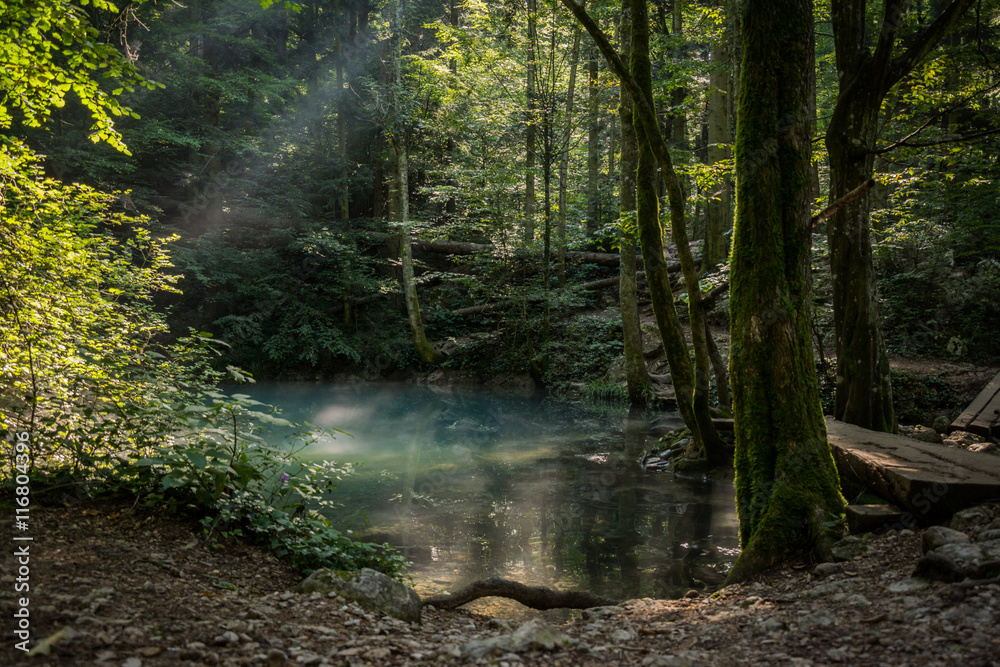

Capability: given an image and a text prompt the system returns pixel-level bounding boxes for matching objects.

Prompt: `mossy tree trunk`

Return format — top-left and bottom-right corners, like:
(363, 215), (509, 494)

(727, 0), (844, 581)
(389, 0), (441, 365)
(563, 0), (725, 463)
(826, 0), (972, 432)
(617, 0), (652, 406)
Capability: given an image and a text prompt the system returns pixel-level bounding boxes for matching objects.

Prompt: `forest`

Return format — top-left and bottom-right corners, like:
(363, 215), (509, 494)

(2, 0), (1000, 655)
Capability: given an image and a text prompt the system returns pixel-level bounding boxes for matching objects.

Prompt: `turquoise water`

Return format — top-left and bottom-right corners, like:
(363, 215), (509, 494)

(243, 382), (739, 603)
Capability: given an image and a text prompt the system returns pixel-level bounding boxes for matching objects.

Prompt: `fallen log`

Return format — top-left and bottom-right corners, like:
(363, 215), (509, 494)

(413, 239), (645, 267)
(422, 577), (619, 610)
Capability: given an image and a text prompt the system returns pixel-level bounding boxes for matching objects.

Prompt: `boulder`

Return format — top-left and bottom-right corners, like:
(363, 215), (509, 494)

(950, 505), (992, 534)
(830, 535), (866, 562)
(921, 526), (970, 553)
(297, 568), (422, 624)
(910, 425), (943, 444)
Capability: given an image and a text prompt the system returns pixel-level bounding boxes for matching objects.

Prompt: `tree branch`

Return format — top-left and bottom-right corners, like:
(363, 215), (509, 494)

(874, 126), (1000, 154)
(886, 0), (975, 92)
(811, 179), (875, 229)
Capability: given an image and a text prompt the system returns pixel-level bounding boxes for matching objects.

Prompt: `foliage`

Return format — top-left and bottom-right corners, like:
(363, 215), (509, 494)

(0, 140), (406, 577)
(890, 369), (960, 424)
(0, 0), (160, 153)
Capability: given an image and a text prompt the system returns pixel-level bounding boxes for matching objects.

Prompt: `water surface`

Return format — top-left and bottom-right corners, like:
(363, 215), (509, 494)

(245, 382), (739, 608)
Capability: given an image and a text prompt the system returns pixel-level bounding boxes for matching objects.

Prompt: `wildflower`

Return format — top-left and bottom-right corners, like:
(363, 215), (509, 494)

(279, 473), (290, 484)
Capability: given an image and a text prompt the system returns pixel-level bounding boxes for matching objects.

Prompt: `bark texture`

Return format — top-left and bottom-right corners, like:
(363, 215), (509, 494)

(827, 0), (973, 432)
(728, 0), (844, 581)
(617, 0), (652, 405)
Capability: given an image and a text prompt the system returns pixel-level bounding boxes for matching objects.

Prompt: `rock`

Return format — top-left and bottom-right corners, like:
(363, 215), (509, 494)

(812, 562), (841, 579)
(797, 609), (836, 628)
(461, 619), (576, 659)
(909, 425), (943, 444)
(921, 526), (970, 553)
(296, 568), (422, 624)
(830, 535), (866, 561)
(510, 618), (576, 651)
(932, 415), (951, 434)
(977, 529), (1000, 542)
(581, 606), (624, 621)
(950, 506), (992, 534)
(265, 648), (287, 666)
(213, 631), (239, 645)
(968, 442), (998, 455)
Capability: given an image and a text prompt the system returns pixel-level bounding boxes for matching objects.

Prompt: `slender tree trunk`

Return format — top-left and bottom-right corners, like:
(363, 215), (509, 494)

(727, 0), (844, 582)
(826, 0), (973, 432)
(563, 0), (725, 462)
(524, 0), (539, 242)
(389, 0), (441, 365)
(630, 0), (723, 459)
(586, 43), (600, 236)
(336, 43), (349, 220)
(558, 23), (582, 287)
(703, 0), (733, 270)
(618, 0), (652, 405)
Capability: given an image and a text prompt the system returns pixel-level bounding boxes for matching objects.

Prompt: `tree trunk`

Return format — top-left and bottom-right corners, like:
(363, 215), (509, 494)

(558, 22), (582, 287)
(389, 0), (441, 365)
(703, 0), (733, 270)
(826, 0), (973, 432)
(524, 0), (539, 242)
(727, 0), (844, 581)
(563, 0), (725, 463)
(586, 43), (601, 236)
(630, 0), (721, 459)
(617, 0), (652, 405)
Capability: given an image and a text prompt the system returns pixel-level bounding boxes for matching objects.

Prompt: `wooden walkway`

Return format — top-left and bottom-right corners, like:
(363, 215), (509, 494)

(827, 417), (1000, 525)
(950, 370), (1000, 437)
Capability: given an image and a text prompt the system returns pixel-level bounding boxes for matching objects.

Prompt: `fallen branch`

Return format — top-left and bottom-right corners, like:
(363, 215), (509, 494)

(413, 239), (646, 267)
(422, 577), (618, 610)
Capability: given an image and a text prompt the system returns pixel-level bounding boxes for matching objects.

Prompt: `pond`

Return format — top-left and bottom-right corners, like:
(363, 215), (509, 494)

(243, 382), (740, 609)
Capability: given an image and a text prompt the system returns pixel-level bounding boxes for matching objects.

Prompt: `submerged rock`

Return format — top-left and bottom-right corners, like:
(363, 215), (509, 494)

(296, 568), (422, 624)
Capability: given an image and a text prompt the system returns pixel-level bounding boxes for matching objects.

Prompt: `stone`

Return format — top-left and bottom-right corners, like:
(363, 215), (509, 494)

(932, 415), (951, 434)
(812, 562), (841, 579)
(950, 506), (992, 534)
(910, 425), (943, 444)
(831, 535), (866, 561)
(581, 606), (624, 621)
(296, 568), (422, 624)
(921, 526), (970, 553)
(977, 529), (1000, 542)
(968, 442), (998, 455)
(460, 619), (576, 659)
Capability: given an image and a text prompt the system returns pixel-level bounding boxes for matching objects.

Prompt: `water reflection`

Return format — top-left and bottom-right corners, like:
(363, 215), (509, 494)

(243, 383), (739, 602)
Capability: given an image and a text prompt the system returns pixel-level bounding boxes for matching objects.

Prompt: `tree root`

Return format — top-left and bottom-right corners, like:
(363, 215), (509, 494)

(421, 577), (619, 611)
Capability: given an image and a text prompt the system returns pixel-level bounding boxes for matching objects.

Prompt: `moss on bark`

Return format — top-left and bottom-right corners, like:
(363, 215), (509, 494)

(727, 0), (844, 580)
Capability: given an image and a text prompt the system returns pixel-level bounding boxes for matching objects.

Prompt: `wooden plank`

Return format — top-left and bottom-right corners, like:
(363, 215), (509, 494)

(968, 389), (1000, 437)
(950, 371), (1000, 433)
(826, 417), (1000, 525)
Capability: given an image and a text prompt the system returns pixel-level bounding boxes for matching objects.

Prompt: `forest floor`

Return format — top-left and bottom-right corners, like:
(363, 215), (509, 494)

(3, 496), (1000, 667)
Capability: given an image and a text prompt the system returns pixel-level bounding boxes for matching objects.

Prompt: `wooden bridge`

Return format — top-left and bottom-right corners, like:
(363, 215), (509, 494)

(949, 370), (1000, 437)
(827, 417), (1000, 527)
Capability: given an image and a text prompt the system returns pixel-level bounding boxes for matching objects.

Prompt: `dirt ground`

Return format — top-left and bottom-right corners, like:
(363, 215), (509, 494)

(3, 498), (1000, 666)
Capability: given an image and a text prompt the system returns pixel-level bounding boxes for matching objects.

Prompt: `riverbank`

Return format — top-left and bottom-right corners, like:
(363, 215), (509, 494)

(3, 499), (998, 666)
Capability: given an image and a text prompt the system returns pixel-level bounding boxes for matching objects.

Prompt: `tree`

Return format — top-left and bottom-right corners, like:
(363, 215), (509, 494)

(726, 0), (845, 580)
(826, 0), (974, 432)
(617, 0), (652, 405)
(386, 0), (442, 365)
(703, 0), (734, 270)
(562, 0), (726, 463)
(0, 0), (157, 153)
